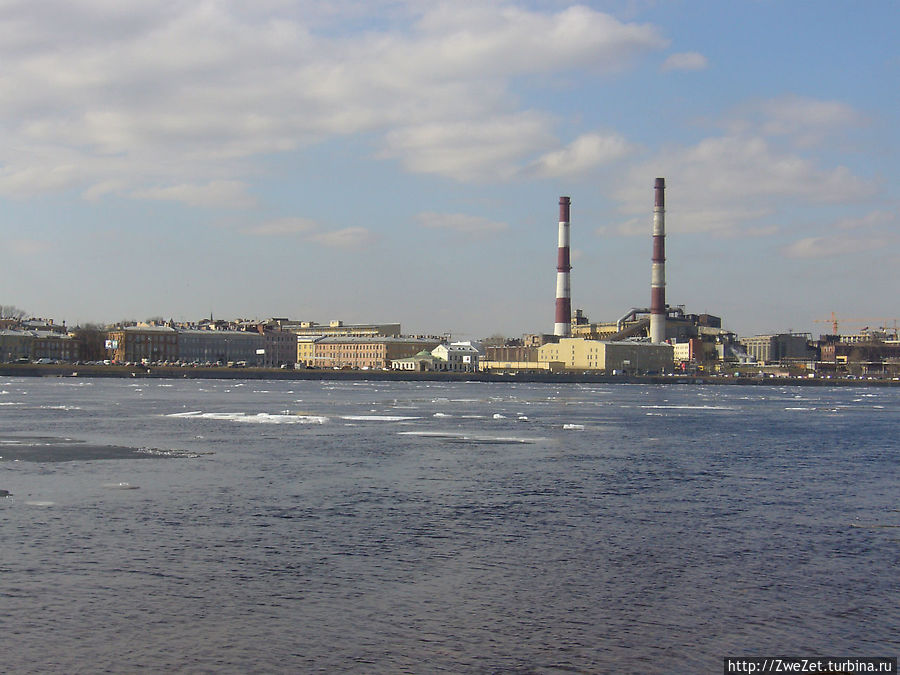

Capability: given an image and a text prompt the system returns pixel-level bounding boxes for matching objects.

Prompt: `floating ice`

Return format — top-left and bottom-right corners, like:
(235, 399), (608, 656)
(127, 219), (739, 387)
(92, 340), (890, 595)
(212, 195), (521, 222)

(563, 424), (585, 430)
(340, 415), (420, 422)
(639, 405), (732, 411)
(167, 411), (328, 424)
(398, 431), (538, 445)
(103, 482), (140, 490)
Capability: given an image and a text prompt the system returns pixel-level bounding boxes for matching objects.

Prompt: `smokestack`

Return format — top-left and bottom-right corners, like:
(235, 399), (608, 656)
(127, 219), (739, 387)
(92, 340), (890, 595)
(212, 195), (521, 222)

(554, 196), (572, 337)
(649, 177), (666, 343)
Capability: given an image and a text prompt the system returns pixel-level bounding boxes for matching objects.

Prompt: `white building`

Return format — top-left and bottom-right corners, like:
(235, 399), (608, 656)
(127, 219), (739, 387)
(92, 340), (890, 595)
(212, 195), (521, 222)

(432, 343), (480, 372)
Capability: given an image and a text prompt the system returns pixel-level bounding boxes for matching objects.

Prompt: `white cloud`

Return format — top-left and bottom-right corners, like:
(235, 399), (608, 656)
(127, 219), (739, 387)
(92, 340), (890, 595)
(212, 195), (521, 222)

(782, 233), (888, 259)
(309, 226), (378, 249)
(661, 51), (708, 72)
(381, 113), (556, 181)
(831, 210), (893, 231)
(614, 135), (876, 235)
(529, 132), (634, 177)
(0, 2), (668, 196)
(244, 217), (319, 236)
(417, 211), (508, 237)
(9, 238), (52, 256)
(131, 181), (256, 208)
(725, 95), (863, 147)
(782, 210), (897, 259)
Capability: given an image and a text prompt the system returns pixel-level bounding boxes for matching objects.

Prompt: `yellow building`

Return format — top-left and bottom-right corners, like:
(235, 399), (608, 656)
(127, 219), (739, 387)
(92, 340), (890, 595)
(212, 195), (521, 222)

(297, 337), (320, 367)
(538, 338), (673, 374)
(308, 337), (441, 370)
(479, 360), (564, 373)
(287, 320), (402, 338)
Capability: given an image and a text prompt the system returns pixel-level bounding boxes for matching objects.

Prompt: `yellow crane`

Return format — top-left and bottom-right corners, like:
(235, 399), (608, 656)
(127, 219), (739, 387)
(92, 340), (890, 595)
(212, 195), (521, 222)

(814, 313), (900, 336)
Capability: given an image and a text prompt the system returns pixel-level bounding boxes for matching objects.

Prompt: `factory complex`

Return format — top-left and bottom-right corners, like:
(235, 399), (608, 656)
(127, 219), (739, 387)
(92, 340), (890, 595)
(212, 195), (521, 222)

(2, 179), (898, 379)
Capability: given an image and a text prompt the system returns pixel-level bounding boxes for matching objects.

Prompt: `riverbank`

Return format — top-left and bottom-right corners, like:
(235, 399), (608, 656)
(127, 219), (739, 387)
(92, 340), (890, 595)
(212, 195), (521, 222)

(1, 363), (897, 386)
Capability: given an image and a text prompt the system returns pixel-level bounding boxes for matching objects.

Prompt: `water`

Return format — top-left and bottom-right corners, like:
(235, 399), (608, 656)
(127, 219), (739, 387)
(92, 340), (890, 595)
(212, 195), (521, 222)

(1, 378), (898, 674)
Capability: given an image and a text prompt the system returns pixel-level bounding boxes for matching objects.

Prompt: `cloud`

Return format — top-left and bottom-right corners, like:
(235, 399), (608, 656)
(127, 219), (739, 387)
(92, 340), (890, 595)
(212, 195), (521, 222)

(9, 238), (52, 256)
(0, 2), (668, 196)
(782, 233), (889, 259)
(381, 112), (556, 181)
(725, 95), (863, 147)
(528, 132), (634, 178)
(831, 210), (894, 231)
(308, 226), (378, 248)
(613, 134), (876, 235)
(782, 210), (897, 259)
(131, 181), (256, 208)
(417, 211), (508, 237)
(244, 217), (319, 236)
(241, 216), (377, 249)
(661, 51), (708, 72)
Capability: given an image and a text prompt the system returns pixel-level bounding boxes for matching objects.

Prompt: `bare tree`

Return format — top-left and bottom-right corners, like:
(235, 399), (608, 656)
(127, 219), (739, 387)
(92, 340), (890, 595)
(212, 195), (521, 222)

(72, 324), (107, 362)
(0, 305), (27, 320)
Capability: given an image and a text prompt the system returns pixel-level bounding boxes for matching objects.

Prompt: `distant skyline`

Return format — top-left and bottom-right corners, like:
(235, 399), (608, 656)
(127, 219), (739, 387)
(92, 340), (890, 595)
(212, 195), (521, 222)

(2, 1), (897, 339)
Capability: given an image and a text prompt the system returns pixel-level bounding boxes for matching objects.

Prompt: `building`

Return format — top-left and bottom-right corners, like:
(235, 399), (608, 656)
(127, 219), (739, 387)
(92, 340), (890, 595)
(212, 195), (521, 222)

(432, 343), (480, 372)
(391, 350), (445, 371)
(285, 320), (402, 339)
(106, 326), (179, 363)
(819, 340), (900, 376)
(485, 345), (539, 363)
(538, 338), (673, 374)
(0, 330), (33, 362)
(313, 336), (442, 370)
(297, 336), (321, 368)
(32, 331), (80, 362)
(740, 334), (812, 364)
(259, 328), (297, 368)
(672, 339), (702, 364)
(479, 359), (563, 373)
(177, 329), (264, 366)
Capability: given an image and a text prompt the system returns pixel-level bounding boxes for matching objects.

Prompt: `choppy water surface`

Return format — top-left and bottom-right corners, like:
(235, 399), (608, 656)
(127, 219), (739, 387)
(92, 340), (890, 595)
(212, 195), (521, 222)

(1, 378), (897, 673)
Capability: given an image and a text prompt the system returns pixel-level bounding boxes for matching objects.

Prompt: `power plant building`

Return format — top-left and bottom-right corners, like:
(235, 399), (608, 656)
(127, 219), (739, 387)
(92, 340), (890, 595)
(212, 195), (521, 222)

(538, 338), (673, 374)
(740, 334), (813, 364)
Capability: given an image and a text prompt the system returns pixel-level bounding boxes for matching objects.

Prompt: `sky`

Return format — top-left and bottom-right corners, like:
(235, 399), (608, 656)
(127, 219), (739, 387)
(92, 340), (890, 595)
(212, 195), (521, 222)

(2, 0), (897, 340)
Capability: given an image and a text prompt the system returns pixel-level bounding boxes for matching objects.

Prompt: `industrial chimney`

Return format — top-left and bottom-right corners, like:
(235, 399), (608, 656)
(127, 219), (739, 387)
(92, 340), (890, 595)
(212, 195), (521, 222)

(554, 196), (572, 337)
(649, 178), (666, 343)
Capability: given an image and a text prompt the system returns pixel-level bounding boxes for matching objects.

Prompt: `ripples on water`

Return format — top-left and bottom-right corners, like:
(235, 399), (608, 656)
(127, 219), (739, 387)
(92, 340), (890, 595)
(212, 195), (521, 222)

(1, 379), (898, 673)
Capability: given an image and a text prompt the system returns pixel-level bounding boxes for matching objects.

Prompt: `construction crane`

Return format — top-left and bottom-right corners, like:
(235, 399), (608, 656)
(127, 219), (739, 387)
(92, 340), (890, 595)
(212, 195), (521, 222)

(814, 313), (900, 336)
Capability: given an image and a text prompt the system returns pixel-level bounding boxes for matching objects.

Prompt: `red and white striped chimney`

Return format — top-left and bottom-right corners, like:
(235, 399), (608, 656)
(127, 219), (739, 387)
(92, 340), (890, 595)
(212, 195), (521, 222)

(649, 177), (666, 343)
(554, 196), (572, 337)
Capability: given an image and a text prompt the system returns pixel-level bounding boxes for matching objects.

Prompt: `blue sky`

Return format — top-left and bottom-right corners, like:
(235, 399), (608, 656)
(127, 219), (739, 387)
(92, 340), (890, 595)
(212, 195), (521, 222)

(2, 0), (897, 339)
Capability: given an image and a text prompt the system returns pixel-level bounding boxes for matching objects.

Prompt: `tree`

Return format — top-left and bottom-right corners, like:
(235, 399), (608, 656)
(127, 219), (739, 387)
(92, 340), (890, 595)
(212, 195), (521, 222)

(480, 334), (509, 348)
(0, 305), (27, 320)
(72, 324), (107, 362)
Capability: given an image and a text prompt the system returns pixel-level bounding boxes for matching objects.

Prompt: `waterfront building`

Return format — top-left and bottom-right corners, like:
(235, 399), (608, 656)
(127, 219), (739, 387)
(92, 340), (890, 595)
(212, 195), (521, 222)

(391, 350), (445, 372)
(740, 334), (812, 364)
(432, 343), (480, 372)
(0, 330), (33, 362)
(259, 328), (297, 368)
(106, 326), (179, 363)
(177, 329), (264, 366)
(538, 338), (673, 374)
(285, 320), (402, 339)
(32, 331), (80, 362)
(297, 336), (322, 368)
(313, 336), (441, 370)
